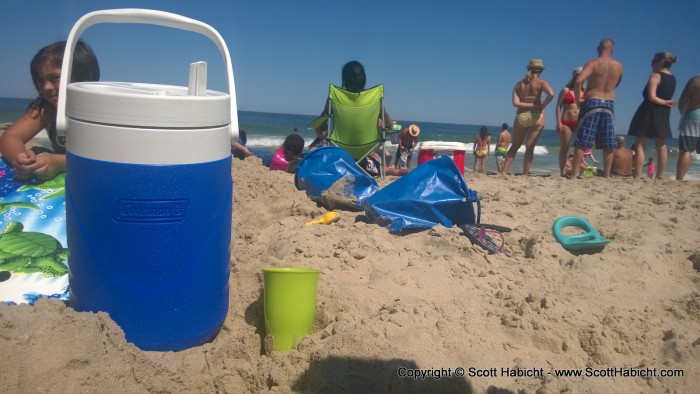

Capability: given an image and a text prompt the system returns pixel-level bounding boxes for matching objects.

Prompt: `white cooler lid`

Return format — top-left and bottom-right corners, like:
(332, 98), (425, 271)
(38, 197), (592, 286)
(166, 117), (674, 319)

(66, 82), (230, 128)
(418, 141), (469, 151)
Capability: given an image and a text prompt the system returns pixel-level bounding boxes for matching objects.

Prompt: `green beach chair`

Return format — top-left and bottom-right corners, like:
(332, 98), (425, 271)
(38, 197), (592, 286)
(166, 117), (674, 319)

(325, 84), (387, 178)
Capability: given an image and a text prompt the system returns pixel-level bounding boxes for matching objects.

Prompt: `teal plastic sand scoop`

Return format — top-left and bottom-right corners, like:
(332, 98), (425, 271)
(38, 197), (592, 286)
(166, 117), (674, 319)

(552, 216), (609, 252)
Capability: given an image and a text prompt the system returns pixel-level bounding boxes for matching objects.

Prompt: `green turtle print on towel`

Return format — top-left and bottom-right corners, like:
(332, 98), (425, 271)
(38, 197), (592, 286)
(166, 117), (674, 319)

(17, 172), (66, 200)
(0, 163), (69, 304)
(0, 222), (68, 278)
(0, 201), (39, 214)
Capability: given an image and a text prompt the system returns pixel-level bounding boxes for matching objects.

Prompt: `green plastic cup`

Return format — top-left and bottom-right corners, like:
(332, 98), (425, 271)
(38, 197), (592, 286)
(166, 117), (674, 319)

(263, 268), (320, 351)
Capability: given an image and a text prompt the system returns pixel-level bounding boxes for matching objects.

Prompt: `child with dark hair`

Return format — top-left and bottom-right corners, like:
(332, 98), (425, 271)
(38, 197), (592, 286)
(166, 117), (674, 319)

(283, 133), (305, 173)
(270, 133), (305, 173)
(0, 40), (100, 180)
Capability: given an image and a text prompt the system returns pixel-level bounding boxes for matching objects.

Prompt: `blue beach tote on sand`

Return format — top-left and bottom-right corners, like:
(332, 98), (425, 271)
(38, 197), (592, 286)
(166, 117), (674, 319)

(363, 156), (481, 234)
(294, 147), (378, 210)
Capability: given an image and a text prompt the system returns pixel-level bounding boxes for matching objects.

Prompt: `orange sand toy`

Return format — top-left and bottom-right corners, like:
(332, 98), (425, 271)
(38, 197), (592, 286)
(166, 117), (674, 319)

(304, 212), (340, 227)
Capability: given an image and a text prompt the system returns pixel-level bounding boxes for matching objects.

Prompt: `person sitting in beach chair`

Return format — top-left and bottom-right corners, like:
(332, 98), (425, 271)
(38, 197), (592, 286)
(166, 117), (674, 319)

(310, 61), (393, 178)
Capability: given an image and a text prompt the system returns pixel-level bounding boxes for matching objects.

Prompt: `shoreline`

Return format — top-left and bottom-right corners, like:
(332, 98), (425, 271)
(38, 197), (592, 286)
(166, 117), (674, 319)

(1, 120), (698, 181)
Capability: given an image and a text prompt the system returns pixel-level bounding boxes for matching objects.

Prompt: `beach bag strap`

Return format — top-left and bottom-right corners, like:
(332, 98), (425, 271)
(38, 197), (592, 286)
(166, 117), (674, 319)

(467, 188), (481, 224)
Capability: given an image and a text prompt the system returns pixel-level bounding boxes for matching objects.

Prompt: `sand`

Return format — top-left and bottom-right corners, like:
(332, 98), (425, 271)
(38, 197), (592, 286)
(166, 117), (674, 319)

(1, 155), (699, 393)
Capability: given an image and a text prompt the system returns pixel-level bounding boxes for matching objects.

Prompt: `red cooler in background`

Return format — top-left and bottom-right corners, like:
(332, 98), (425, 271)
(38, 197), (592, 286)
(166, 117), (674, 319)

(417, 141), (468, 175)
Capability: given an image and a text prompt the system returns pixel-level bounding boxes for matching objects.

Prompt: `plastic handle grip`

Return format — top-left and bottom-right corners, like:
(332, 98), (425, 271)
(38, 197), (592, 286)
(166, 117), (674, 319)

(56, 8), (239, 139)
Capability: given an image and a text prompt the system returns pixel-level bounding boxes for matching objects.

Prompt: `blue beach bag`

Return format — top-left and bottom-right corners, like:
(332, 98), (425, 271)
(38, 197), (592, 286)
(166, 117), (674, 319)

(294, 147), (378, 210)
(363, 156), (481, 233)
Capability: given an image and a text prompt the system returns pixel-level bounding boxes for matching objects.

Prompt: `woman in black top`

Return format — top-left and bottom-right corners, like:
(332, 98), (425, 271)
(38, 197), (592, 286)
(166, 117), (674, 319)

(628, 52), (678, 179)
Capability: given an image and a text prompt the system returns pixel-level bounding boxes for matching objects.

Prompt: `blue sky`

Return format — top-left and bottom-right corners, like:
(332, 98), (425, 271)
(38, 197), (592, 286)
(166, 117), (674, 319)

(1, 0), (698, 133)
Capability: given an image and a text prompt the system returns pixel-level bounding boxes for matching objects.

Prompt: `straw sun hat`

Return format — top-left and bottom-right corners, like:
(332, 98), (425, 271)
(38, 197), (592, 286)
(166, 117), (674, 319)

(527, 59), (545, 71)
(407, 124), (420, 137)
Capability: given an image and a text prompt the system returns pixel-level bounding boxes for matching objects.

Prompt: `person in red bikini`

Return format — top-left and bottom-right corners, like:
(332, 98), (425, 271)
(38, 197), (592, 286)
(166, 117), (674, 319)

(555, 66), (585, 176)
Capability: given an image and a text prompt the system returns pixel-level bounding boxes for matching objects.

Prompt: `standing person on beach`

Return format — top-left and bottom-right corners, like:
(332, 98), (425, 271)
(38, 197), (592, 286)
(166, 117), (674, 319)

(628, 52), (678, 179)
(569, 38), (623, 180)
(472, 125), (490, 173)
(500, 59), (554, 175)
(394, 124), (420, 170)
(0, 40), (99, 180)
(495, 123), (511, 173)
(555, 66), (584, 177)
(676, 75), (700, 180)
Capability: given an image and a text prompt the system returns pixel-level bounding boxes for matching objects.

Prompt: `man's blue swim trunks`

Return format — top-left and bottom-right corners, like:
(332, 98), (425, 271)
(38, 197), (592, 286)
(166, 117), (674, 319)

(574, 99), (618, 149)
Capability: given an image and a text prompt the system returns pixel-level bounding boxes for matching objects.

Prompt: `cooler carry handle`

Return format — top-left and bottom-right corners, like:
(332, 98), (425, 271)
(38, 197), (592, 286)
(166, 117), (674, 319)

(56, 8), (239, 139)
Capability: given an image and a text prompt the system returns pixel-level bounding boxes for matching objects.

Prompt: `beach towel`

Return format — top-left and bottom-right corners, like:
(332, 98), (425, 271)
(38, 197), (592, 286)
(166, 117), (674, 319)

(363, 156), (481, 234)
(0, 162), (68, 305)
(294, 147), (378, 210)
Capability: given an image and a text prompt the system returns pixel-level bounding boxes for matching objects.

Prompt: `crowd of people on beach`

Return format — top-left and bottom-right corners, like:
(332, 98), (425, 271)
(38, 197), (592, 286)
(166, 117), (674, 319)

(1, 38), (698, 182)
(473, 39), (699, 181)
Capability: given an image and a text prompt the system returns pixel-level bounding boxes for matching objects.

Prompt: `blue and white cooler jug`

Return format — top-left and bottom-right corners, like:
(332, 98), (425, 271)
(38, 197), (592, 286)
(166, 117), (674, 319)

(56, 9), (239, 351)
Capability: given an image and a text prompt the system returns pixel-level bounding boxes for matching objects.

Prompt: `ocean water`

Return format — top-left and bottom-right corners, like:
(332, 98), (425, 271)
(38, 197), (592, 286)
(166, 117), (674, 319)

(0, 97), (35, 123)
(1, 97), (698, 179)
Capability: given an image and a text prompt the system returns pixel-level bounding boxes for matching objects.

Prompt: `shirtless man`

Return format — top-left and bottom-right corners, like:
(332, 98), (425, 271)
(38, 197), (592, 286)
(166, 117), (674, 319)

(495, 123), (511, 173)
(610, 135), (633, 176)
(570, 38), (624, 179)
(676, 75), (700, 180)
